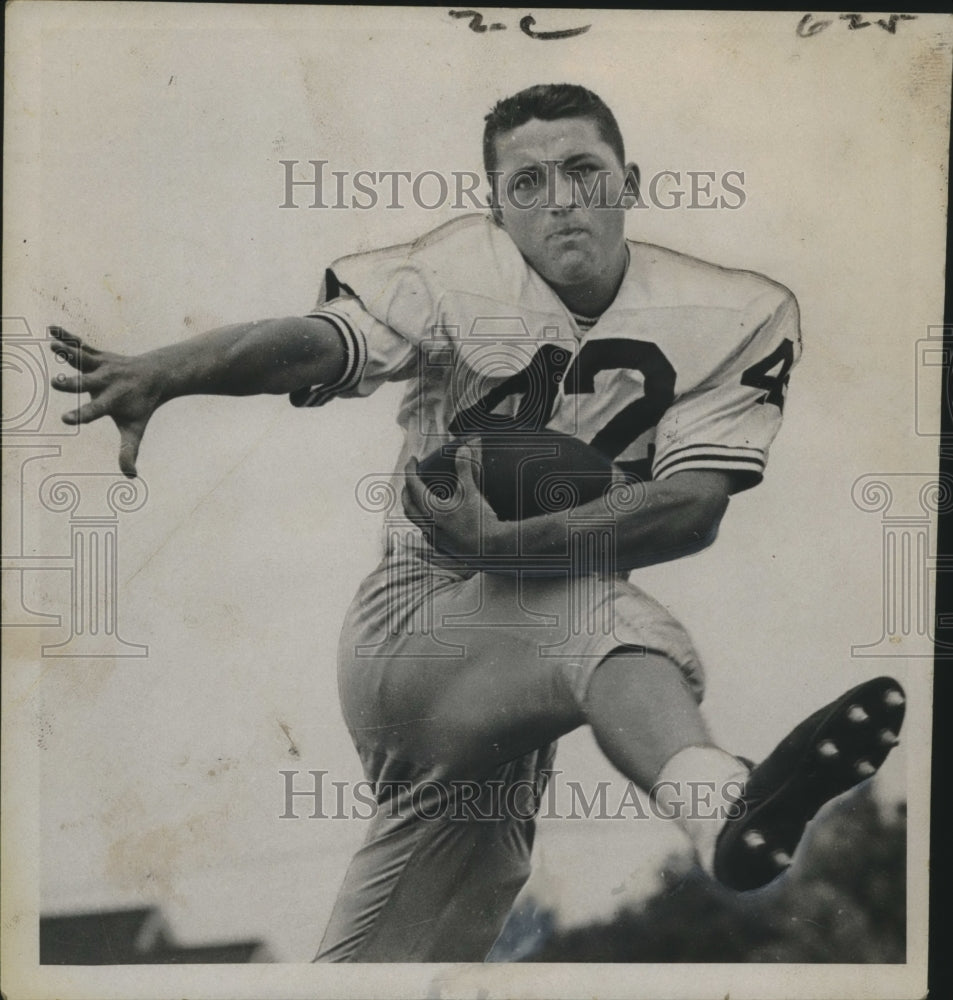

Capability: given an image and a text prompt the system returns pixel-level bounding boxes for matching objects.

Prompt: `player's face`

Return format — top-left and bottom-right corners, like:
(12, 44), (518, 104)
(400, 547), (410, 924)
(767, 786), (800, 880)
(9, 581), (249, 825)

(490, 116), (637, 315)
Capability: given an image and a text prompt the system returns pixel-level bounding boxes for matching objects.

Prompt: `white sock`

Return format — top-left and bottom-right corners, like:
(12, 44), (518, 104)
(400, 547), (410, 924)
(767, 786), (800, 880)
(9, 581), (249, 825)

(652, 746), (750, 877)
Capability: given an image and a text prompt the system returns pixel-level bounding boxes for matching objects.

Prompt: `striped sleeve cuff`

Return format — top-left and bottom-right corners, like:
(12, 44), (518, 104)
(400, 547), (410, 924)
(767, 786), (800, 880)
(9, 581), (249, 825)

(653, 443), (766, 482)
(288, 309), (367, 408)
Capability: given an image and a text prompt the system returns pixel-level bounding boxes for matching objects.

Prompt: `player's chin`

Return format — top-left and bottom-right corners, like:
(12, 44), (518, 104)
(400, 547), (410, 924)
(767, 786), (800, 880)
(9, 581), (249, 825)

(539, 252), (601, 288)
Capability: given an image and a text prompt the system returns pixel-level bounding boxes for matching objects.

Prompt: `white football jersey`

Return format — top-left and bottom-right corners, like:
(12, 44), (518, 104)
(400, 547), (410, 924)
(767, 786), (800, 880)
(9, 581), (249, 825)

(293, 213), (801, 497)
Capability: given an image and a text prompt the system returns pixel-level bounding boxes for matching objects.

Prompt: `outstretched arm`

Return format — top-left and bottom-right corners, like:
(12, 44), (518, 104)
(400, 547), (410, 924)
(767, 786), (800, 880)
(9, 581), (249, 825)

(402, 444), (732, 573)
(49, 317), (346, 477)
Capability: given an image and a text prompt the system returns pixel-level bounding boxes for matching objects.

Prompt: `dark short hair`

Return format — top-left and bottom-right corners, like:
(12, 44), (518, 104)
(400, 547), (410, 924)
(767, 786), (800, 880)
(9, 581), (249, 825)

(483, 84), (626, 176)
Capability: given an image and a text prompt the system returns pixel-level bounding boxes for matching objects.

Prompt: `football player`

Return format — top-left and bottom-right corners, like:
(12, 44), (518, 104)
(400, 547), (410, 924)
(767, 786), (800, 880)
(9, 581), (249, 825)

(50, 83), (905, 962)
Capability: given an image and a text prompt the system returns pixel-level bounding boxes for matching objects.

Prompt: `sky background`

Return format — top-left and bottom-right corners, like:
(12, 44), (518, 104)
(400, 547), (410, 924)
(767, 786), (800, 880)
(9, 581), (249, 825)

(3, 5), (949, 997)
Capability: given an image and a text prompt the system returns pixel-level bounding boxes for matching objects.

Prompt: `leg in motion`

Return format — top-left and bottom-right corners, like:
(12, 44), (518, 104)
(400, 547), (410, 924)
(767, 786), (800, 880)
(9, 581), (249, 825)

(584, 647), (749, 875)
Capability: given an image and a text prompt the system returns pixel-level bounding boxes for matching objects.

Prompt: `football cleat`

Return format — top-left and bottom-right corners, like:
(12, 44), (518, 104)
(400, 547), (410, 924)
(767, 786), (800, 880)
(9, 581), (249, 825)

(713, 676), (905, 892)
(878, 728), (900, 748)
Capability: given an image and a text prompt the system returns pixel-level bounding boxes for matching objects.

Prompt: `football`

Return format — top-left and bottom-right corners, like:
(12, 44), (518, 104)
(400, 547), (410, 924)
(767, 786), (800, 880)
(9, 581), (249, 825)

(417, 428), (617, 521)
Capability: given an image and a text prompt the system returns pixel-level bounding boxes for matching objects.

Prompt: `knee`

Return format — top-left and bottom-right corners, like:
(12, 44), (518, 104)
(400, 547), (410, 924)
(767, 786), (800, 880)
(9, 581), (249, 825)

(586, 645), (703, 709)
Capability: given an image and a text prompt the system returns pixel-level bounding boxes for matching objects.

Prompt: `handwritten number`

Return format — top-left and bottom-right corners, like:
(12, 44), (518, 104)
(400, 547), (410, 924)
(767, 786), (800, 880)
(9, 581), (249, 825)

(448, 10), (505, 32)
(797, 13), (832, 36)
(840, 13), (870, 29)
(877, 14), (917, 33)
(448, 9), (589, 40)
(798, 12), (916, 37)
(452, 10), (918, 41)
(518, 15), (591, 40)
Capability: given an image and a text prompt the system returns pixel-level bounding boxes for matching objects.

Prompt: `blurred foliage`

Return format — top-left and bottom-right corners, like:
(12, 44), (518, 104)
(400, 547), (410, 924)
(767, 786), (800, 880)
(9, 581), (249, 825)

(522, 785), (906, 963)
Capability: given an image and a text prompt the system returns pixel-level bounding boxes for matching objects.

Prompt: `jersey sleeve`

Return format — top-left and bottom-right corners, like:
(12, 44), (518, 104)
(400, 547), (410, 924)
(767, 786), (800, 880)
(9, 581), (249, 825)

(288, 219), (513, 407)
(651, 287), (802, 490)
(288, 270), (418, 408)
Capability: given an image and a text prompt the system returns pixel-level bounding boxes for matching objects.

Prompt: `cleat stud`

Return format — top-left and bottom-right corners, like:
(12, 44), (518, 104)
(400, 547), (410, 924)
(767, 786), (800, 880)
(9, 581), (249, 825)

(855, 759), (877, 778)
(847, 705), (869, 724)
(883, 689), (905, 708)
(878, 728), (900, 748)
(817, 739), (839, 759)
(771, 849), (793, 869)
(742, 830), (766, 850)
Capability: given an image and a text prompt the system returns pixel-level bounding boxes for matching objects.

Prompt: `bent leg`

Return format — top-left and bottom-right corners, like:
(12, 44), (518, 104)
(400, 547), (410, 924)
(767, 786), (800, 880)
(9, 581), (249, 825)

(584, 648), (712, 789)
(584, 647), (750, 873)
(324, 646), (734, 962)
(342, 570), (713, 778)
(325, 559), (725, 960)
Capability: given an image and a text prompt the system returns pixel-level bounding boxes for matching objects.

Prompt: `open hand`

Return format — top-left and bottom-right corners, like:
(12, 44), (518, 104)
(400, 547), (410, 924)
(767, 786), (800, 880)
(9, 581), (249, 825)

(49, 326), (162, 478)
